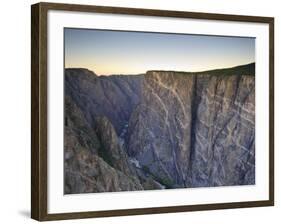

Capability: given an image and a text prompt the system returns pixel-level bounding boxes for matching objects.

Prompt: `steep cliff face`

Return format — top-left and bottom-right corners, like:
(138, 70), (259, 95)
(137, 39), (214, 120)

(65, 68), (143, 134)
(127, 71), (195, 187)
(190, 74), (255, 187)
(127, 69), (255, 188)
(64, 81), (143, 194)
(64, 63), (255, 193)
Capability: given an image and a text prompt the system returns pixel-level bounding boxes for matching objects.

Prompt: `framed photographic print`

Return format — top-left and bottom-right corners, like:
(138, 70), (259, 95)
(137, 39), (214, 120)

(31, 2), (274, 221)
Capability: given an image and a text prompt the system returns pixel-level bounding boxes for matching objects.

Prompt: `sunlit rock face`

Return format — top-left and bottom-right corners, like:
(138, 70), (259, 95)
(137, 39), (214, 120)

(64, 63), (255, 194)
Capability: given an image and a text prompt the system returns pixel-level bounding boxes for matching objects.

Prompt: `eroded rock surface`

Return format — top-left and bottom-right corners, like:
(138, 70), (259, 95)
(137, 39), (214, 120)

(64, 63), (255, 193)
(64, 94), (143, 194)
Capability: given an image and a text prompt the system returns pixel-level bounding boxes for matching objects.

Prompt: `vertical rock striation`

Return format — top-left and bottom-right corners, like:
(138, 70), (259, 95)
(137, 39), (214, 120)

(190, 74), (255, 186)
(64, 63), (255, 193)
(127, 71), (196, 187)
(127, 64), (255, 188)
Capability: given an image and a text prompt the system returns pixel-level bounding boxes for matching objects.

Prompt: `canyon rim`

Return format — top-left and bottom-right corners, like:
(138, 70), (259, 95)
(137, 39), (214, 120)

(64, 28), (255, 194)
(64, 63), (255, 194)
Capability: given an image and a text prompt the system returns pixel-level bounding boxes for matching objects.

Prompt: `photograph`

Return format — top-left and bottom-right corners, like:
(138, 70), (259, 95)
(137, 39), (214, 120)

(63, 28), (256, 194)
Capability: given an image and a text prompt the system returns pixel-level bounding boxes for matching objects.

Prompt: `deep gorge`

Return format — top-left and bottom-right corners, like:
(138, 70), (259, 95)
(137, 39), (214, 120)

(64, 63), (255, 194)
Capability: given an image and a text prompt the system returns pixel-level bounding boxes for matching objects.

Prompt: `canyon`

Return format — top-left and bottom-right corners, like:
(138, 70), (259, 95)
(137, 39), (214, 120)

(64, 63), (255, 194)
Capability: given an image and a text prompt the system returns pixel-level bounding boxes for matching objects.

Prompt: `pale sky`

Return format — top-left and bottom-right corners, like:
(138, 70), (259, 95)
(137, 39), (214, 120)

(64, 28), (255, 76)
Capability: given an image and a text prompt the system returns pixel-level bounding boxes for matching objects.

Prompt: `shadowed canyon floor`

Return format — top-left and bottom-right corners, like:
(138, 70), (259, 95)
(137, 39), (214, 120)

(64, 63), (255, 194)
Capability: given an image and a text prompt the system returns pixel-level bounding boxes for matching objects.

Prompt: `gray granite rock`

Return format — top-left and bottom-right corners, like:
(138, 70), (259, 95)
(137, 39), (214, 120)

(64, 63), (255, 193)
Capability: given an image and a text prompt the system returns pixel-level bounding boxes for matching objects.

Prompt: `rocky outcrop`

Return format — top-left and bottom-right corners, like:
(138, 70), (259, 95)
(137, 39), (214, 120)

(65, 68), (143, 134)
(127, 69), (255, 188)
(64, 94), (143, 194)
(64, 63), (255, 193)
(95, 116), (141, 184)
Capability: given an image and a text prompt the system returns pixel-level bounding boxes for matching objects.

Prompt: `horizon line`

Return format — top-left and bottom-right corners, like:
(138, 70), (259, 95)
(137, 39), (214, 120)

(65, 61), (255, 76)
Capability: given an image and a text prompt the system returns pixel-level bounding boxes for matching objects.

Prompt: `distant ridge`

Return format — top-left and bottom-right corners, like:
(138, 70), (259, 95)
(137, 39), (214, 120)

(65, 62), (255, 77)
(65, 68), (97, 77)
(199, 62), (255, 76)
(147, 62), (255, 76)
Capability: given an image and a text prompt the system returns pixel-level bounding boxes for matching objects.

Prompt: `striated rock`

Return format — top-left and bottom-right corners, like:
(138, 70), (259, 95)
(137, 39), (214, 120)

(127, 71), (196, 187)
(127, 64), (255, 188)
(64, 63), (255, 193)
(190, 74), (255, 187)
